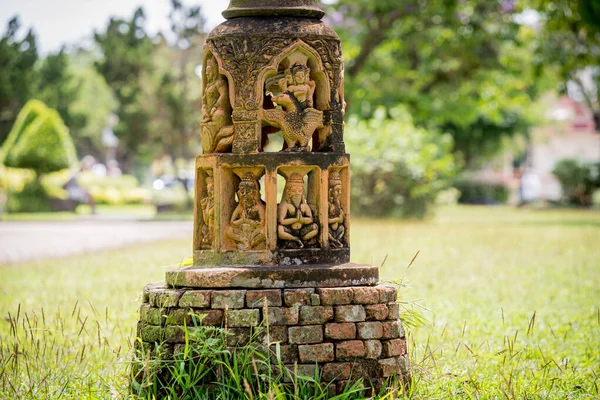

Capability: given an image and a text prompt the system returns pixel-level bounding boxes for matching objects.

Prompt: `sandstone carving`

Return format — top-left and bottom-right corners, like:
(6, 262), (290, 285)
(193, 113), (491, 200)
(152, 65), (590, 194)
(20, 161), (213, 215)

(199, 173), (215, 249)
(201, 54), (234, 153)
(226, 172), (266, 250)
(328, 170), (345, 248)
(277, 172), (319, 248)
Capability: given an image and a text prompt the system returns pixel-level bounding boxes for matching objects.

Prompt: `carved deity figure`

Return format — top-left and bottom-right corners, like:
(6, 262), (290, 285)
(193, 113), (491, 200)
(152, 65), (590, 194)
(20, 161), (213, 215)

(200, 176), (215, 249)
(226, 173), (266, 250)
(263, 59), (323, 151)
(201, 56), (234, 153)
(277, 173), (319, 248)
(328, 170), (345, 248)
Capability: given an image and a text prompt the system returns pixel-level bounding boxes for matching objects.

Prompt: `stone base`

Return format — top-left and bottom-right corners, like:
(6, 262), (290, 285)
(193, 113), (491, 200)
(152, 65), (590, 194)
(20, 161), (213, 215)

(166, 262), (379, 288)
(136, 281), (410, 396)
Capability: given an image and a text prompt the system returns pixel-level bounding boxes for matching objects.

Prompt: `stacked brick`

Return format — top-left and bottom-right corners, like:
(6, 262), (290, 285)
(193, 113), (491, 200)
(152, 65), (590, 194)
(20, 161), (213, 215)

(137, 283), (409, 394)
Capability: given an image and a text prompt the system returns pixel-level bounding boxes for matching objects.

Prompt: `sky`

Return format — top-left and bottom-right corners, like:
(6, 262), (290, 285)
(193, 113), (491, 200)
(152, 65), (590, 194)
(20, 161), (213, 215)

(0, 0), (228, 54)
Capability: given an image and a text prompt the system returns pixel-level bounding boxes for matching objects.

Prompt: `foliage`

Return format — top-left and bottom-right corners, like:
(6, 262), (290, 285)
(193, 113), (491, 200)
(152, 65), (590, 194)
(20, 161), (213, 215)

(552, 158), (600, 206)
(346, 107), (458, 218)
(0, 17), (38, 145)
(1, 99), (77, 175)
(327, 0), (539, 164)
(5, 179), (51, 213)
(454, 178), (510, 205)
(529, 0), (600, 130)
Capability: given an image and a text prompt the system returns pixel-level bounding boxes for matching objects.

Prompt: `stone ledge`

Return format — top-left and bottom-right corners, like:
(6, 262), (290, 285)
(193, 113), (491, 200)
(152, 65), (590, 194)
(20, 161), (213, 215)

(166, 263), (379, 289)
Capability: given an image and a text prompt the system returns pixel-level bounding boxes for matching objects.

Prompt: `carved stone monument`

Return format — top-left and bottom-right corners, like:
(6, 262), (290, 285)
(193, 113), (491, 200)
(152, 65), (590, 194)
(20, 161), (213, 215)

(136, 1), (409, 395)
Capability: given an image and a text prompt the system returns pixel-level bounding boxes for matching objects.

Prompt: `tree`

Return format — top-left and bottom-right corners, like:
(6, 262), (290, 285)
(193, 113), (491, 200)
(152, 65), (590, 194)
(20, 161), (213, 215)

(326, 0), (539, 165)
(531, 0), (600, 131)
(94, 8), (155, 169)
(0, 17), (38, 146)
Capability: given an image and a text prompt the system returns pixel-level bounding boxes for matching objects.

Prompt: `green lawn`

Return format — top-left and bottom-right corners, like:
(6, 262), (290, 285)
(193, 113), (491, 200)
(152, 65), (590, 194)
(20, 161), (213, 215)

(1, 206), (599, 398)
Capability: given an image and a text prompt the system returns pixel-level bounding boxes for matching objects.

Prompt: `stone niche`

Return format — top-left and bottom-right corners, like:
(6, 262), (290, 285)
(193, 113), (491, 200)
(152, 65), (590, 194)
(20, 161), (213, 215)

(134, 0), (409, 396)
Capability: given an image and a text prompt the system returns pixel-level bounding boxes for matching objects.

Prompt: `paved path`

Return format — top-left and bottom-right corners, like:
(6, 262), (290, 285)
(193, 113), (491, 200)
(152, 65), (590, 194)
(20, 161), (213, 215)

(0, 220), (192, 265)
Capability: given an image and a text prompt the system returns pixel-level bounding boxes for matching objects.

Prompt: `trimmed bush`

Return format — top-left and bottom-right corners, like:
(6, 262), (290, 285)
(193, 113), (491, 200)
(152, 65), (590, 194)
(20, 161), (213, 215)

(455, 179), (510, 205)
(346, 107), (458, 218)
(552, 159), (600, 206)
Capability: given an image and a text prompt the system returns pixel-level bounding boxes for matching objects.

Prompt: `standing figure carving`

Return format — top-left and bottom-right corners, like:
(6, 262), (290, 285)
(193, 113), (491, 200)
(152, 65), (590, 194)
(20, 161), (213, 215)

(200, 176), (215, 249)
(226, 173), (266, 250)
(263, 58), (323, 151)
(277, 172), (319, 248)
(328, 170), (345, 248)
(201, 56), (234, 153)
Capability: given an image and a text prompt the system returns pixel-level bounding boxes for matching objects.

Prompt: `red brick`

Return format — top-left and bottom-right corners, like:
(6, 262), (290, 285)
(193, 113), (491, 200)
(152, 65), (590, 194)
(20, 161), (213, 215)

(352, 287), (380, 304)
(227, 309), (260, 327)
(322, 362), (352, 381)
(260, 325), (288, 344)
(211, 290), (246, 309)
(317, 288), (354, 305)
(192, 309), (223, 326)
(365, 340), (382, 359)
(266, 306), (299, 325)
(299, 306), (334, 325)
(299, 343), (335, 362)
(364, 304), (389, 321)
(325, 323), (356, 340)
(357, 321), (383, 339)
(378, 285), (397, 303)
(379, 357), (400, 377)
(382, 339), (406, 357)
(246, 290), (282, 308)
(269, 344), (298, 364)
(335, 305), (366, 322)
(179, 290), (212, 308)
(382, 320), (405, 339)
(283, 289), (314, 307)
(336, 340), (366, 359)
(387, 302), (400, 319)
(283, 364), (318, 382)
(288, 325), (323, 344)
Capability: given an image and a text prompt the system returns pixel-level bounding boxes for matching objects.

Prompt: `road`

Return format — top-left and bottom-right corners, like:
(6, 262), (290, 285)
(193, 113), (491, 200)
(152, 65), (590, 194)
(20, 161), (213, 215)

(0, 219), (192, 265)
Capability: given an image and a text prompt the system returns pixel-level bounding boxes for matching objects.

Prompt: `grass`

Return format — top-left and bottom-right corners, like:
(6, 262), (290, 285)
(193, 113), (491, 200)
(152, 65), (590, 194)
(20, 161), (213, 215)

(0, 206), (599, 398)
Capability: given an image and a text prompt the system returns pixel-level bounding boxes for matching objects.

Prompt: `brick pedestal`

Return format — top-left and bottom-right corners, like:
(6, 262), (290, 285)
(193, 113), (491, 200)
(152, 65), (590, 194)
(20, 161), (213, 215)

(136, 282), (409, 395)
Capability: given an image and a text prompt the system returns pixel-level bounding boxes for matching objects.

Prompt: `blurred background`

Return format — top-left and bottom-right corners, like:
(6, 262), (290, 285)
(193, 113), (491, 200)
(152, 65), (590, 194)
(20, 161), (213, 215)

(0, 0), (599, 224)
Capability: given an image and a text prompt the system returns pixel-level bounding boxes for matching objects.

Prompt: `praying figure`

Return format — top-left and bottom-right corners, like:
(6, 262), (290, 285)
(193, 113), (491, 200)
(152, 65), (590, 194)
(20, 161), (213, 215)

(328, 170), (345, 248)
(200, 176), (215, 249)
(226, 173), (266, 250)
(201, 55), (234, 153)
(277, 172), (319, 249)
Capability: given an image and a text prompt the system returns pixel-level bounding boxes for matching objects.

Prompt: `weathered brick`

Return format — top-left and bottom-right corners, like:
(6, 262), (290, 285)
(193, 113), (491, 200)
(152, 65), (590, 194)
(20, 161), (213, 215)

(139, 304), (150, 322)
(364, 304), (389, 321)
(365, 340), (382, 359)
(325, 323), (356, 340)
(283, 289), (314, 307)
(311, 293), (321, 306)
(211, 290), (246, 309)
(270, 344), (298, 364)
(288, 325), (323, 344)
(322, 362), (352, 381)
(164, 326), (185, 343)
(140, 324), (162, 342)
(357, 321), (383, 339)
(335, 305), (366, 322)
(397, 355), (410, 377)
(143, 283), (166, 303)
(382, 339), (406, 357)
(148, 308), (165, 325)
(192, 309), (223, 326)
(378, 285), (397, 303)
(352, 287), (380, 304)
(179, 290), (212, 308)
(387, 303), (400, 319)
(165, 309), (189, 325)
(227, 309), (260, 327)
(173, 343), (186, 356)
(246, 290), (282, 308)
(317, 288), (353, 305)
(299, 306), (334, 325)
(149, 289), (182, 308)
(379, 357), (400, 377)
(336, 340), (366, 359)
(260, 325), (288, 344)
(382, 320), (405, 339)
(266, 306), (299, 325)
(226, 327), (251, 346)
(283, 364), (318, 382)
(299, 343), (335, 362)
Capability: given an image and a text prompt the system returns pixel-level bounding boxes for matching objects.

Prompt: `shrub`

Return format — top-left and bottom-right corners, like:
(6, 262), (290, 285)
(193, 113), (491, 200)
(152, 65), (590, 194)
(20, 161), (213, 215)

(346, 107), (458, 218)
(455, 178), (510, 205)
(552, 159), (600, 206)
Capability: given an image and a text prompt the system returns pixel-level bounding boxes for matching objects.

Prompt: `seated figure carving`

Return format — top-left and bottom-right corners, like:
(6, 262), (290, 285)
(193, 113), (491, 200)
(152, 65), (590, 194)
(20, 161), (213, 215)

(226, 173), (266, 250)
(328, 170), (345, 248)
(277, 172), (319, 249)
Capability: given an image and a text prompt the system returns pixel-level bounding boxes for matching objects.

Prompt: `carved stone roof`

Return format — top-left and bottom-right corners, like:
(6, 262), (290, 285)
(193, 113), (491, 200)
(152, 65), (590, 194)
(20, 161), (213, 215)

(222, 0), (325, 19)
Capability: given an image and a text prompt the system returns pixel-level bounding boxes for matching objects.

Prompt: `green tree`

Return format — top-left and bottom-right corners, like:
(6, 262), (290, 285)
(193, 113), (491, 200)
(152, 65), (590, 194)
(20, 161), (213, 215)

(531, 0), (600, 131)
(94, 8), (155, 169)
(327, 0), (538, 165)
(0, 17), (38, 145)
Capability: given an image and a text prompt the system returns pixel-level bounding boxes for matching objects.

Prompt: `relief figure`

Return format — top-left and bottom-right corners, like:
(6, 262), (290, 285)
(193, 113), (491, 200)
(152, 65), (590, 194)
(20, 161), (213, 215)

(277, 172), (319, 249)
(226, 173), (266, 250)
(200, 176), (215, 249)
(328, 170), (345, 248)
(201, 56), (234, 153)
